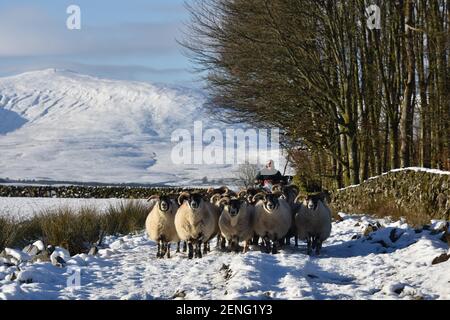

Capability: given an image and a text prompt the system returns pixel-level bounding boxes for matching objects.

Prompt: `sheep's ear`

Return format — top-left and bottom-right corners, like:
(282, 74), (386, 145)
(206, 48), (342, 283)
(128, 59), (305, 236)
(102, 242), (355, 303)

(147, 195), (160, 202)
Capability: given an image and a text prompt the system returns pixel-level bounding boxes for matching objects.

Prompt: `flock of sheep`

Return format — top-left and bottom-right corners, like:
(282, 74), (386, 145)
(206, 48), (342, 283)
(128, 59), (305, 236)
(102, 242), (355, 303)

(145, 185), (332, 259)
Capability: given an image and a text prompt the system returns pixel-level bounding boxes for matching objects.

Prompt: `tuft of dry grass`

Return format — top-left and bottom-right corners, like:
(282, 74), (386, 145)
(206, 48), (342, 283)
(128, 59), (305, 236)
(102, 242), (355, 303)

(101, 200), (149, 236)
(0, 216), (17, 251)
(0, 200), (150, 255)
(38, 206), (102, 254)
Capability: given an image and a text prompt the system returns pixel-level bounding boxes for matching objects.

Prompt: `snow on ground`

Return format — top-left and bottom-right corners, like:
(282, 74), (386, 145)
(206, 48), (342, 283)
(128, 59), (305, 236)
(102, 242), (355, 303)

(0, 197), (140, 220)
(1, 214), (449, 300)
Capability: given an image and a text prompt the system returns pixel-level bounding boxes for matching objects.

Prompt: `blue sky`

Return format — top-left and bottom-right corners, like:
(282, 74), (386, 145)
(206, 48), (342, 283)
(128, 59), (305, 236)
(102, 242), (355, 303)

(0, 0), (199, 86)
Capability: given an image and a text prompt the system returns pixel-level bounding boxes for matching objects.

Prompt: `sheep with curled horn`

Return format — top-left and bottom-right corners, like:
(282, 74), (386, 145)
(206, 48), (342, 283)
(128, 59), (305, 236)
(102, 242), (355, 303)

(174, 191), (217, 259)
(206, 186), (234, 197)
(145, 194), (180, 258)
(237, 187), (260, 205)
(208, 192), (225, 250)
(252, 191), (292, 254)
(217, 196), (255, 253)
(272, 184), (300, 247)
(294, 193), (332, 255)
(238, 187), (262, 245)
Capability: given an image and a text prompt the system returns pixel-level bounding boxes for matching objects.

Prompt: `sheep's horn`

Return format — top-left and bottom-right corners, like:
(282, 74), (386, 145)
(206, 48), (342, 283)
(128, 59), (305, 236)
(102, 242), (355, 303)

(210, 193), (222, 204)
(219, 197), (231, 206)
(220, 186), (230, 195)
(271, 184), (282, 192)
(147, 195), (160, 202)
(237, 190), (247, 198)
(177, 191), (191, 206)
(252, 192), (267, 203)
(294, 194), (304, 204)
(272, 191), (283, 197)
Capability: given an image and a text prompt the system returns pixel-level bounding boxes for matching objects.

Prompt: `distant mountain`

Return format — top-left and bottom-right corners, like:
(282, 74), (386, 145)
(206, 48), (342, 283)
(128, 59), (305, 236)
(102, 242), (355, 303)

(0, 69), (253, 186)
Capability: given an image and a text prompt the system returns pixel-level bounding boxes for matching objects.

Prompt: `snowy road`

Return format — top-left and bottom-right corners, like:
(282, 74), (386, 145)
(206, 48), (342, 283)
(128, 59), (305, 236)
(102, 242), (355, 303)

(1, 214), (449, 300)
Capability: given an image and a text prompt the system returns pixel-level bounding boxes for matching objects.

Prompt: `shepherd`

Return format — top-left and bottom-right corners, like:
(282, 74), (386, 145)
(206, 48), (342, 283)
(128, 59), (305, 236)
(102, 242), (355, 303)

(254, 160), (283, 192)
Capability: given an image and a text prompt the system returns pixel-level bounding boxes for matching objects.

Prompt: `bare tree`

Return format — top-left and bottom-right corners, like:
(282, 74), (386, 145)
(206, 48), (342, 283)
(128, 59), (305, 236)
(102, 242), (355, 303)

(235, 163), (259, 189)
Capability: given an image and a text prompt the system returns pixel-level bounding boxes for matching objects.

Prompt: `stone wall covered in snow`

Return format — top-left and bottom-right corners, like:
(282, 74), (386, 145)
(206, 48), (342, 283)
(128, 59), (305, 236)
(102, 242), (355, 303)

(331, 168), (450, 221)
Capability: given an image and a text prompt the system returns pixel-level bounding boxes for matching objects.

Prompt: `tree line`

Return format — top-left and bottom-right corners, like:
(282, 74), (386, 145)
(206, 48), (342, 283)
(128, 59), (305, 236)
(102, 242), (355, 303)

(181, 0), (449, 190)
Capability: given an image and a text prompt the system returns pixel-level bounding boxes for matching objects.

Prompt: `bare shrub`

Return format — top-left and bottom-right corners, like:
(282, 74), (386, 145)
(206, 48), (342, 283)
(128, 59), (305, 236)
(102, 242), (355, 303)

(235, 163), (259, 189)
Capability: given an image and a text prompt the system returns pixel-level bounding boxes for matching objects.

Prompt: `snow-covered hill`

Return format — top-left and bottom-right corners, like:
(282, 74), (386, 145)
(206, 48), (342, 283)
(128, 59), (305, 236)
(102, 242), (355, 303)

(0, 69), (276, 186)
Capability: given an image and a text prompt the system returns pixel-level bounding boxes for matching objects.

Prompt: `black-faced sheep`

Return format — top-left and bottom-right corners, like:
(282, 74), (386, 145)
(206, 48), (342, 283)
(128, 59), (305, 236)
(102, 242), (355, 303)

(273, 184), (300, 246)
(145, 195), (180, 258)
(175, 191), (217, 259)
(294, 194), (332, 255)
(252, 192), (292, 254)
(218, 197), (255, 253)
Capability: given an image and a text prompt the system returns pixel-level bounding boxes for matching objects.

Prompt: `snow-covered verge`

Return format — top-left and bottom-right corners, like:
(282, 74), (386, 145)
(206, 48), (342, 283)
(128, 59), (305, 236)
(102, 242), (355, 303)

(0, 197), (143, 220)
(1, 214), (449, 300)
(339, 167), (450, 191)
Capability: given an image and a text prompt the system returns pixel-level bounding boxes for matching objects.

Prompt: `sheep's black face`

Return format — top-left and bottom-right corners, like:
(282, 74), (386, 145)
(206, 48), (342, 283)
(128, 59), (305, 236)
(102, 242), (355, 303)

(264, 194), (279, 211)
(159, 196), (171, 212)
(305, 195), (320, 210)
(189, 193), (204, 210)
(228, 199), (243, 217)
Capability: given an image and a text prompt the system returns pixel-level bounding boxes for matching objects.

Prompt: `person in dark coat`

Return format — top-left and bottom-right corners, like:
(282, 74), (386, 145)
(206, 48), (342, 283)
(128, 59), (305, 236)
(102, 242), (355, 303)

(255, 160), (283, 191)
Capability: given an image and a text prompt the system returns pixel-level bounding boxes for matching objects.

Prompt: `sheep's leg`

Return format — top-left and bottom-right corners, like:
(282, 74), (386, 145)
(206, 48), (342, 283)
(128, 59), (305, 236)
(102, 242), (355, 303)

(183, 241), (187, 253)
(311, 236), (318, 250)
(203, 242), (208, 255)
(285, 236), (290, 246)
(242, 241), (249, 254)
(262, 236), (271, 253)
(226, 239), (233, 252)
(252, 234), (259, 245)
(306, 237), (312, 256)
(216, 235), (221, 248)
(272, 235), (279, 254)
(161, 241), (168, 258)
(167, 243), (171, 258)
(157, 241), (161, 258)
(176, 241), (180, 253)
(315, 240), (322, 255)
(194, 242), (198, 258)
(271, 241), (278, 254)
(220, 237), (226, 250)
(197, 242), (203, 258)
(188, 242), (194, 259)
(294, 236), (298, 247)
(235, 237), (241, 253)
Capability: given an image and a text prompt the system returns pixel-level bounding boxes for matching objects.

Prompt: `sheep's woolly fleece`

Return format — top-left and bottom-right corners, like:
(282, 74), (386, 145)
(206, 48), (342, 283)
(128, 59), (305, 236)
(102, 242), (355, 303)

(1, 213), (449, 300)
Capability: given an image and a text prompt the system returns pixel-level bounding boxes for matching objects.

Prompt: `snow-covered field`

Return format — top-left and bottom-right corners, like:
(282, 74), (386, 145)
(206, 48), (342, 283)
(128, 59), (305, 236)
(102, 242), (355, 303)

(0, 197), (140, 220)
(1, 213), (449, 300)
